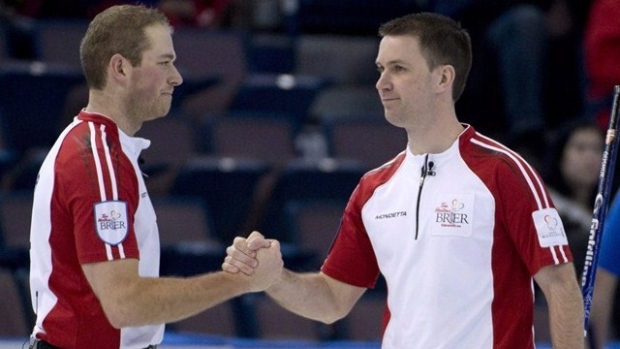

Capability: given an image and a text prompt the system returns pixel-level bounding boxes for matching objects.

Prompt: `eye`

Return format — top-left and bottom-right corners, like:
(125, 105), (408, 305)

(392, 65), (405, 72)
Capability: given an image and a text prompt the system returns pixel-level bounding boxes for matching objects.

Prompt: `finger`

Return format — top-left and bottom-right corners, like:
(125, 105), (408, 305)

(231, 237), (256, 258)
(257, 240), (283, 265)
(226, 243), (261, 274)
(247, 231), (269, 250)
(247, 236), (271, 250)
(226, 245), (259, 266)
(266, 239), (281, 255)
(248, 231), (265, 240)
(221, 261), (239, 274)
(223, 255), (255, 276)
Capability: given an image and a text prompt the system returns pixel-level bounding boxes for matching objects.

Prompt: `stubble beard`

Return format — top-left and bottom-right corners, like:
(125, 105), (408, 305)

(130, 93), (171, 122)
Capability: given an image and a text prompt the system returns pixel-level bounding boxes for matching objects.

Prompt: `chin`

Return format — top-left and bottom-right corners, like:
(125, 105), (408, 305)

(156, 104), (172, 118)
(384, 113), (405, 128)
(146, 110), (169, 122)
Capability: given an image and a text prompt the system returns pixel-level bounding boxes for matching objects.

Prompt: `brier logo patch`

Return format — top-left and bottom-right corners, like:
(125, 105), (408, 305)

(435, 199), (469, 226)
(533, 208), (567, 247)
(431, 193), (474, 237)
(94, 201), (129, 245)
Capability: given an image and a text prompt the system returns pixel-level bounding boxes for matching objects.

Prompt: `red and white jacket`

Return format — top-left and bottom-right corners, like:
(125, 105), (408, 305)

(322, 125), (572, 348)
(29, 110), (163, 349)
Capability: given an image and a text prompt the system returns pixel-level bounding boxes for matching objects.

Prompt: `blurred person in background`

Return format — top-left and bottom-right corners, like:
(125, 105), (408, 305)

(431, 0), (590, 153)
(574, 2), (620, 345)
(544, 120), (604, 279)
(157, 0), (234, 28)
(583, 0), (620, 130)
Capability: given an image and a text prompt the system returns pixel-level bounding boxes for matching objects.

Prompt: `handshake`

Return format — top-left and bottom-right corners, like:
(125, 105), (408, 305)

(221, 231), (284, 293)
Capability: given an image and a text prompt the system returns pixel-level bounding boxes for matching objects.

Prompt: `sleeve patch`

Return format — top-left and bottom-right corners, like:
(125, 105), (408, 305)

(532, 208), (568, 247)
(94, 201), (129, 245)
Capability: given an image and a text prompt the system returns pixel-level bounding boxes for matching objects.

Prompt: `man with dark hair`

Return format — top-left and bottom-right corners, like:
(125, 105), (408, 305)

(225, 12), (584, 348)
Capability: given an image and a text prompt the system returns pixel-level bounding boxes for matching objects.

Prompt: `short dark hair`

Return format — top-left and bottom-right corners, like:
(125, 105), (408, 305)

(80, 4), (172, 90)
(379, 12), (472, 102)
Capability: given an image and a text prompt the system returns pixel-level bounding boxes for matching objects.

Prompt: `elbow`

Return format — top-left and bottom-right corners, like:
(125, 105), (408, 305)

(319, 307), (350, 325)
(100, 297), (139, 329)
(103, 308), (126, 329)
(290, 304), (348, 324)
(103, 307), (130, 329)
(96, 278), (151, 328)
(107, 316), (126, 330)
(321, 314), (346, 325)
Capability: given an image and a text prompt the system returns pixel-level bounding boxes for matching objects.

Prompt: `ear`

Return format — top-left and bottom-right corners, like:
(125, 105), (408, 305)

(109, 53), (129, 83)
(436, 64), (455, 94)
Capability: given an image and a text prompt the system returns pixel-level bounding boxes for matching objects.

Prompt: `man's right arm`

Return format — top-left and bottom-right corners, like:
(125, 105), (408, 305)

(82, 239), (283, 328)
(266, 269), (366, 324)
(223, 233), (366, 324)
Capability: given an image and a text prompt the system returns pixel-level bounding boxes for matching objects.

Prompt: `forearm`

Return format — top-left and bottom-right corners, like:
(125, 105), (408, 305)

(546, 276), (585, 348)
(266, 269), (357, 324)
(590, 270), (618, 349)
(88, 240), (282, 328)
(590, 298), (611, 349)
(105, 271), (250, 328)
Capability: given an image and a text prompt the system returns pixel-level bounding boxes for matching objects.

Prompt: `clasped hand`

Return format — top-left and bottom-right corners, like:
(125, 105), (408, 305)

(222, 231), (283, 292)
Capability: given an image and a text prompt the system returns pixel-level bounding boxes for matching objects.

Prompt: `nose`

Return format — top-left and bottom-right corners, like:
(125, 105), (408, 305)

(376, 72), (390, 92)
(170, 64), (183, 86)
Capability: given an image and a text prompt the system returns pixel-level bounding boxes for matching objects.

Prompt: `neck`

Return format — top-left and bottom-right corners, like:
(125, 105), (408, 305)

(85, 90), (140, 136)
(406, 110), (464, 155)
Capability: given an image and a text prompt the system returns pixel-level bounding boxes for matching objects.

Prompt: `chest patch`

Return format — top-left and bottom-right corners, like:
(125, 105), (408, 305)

(94, 201), (129, 245)
(532, 208), (568, 247)
(431, 193), (475, 237)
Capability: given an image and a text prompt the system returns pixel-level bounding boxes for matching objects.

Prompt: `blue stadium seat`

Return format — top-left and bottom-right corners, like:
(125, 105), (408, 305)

(0, 62), (84, 154)
(322, 117), (407, 169)
(0, 191), (33, 271)
(294, 0), (418, 36)
(171, 156), (272, 244)
(228, 73), (330, 132)
(32, 19), (89, 69)
(295, 35), (379, 86)
(155, 196), (227, 289)
(283, 199), (346, 263)
(0, 268), (32, 337)
(247, 34), (296, 74)
(201, 113), (297, 166)
(172, 29), (248, 115)
(257, 158), (365, 245)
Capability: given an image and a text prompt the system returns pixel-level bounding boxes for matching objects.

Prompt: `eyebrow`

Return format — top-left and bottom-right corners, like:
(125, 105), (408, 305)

(158, 53), (176, 60)
(376, 59), (407, 66)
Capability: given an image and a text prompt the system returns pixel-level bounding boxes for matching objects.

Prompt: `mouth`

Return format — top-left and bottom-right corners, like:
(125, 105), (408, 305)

(381, 98), (399, 103)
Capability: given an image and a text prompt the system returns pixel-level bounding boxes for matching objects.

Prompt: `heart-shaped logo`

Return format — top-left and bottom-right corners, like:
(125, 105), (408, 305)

(544, 215), (558, 229)
(451, 199), (465, 212)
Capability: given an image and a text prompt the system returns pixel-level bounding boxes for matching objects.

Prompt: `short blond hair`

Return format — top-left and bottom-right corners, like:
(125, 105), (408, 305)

(80, 4), (171, 90)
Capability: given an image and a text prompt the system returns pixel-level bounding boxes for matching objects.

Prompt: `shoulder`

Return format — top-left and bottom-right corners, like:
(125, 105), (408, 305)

(462, 130), (541, 179)
(462, 130), (554, 208)
(344, 151), (407, 208)
(55, 119), (126, 175)
(359, 150), (407, 187)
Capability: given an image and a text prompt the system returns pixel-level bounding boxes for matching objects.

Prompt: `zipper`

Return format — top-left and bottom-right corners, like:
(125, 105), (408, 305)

(415, 154), (431, 240)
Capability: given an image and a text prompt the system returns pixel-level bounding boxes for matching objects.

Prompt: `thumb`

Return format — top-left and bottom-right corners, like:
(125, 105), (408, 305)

(247, 231), (270, 250)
